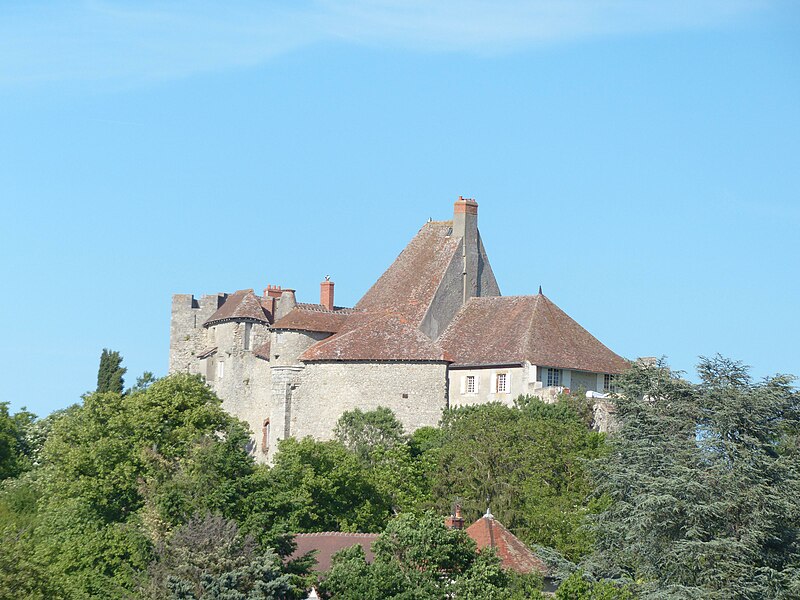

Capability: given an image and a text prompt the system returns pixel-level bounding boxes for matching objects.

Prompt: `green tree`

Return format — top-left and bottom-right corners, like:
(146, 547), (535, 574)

(241, 437), (392, 539)
(0, 402), (35, 480)
(432, 400), (607, 560)
(590, 356), (800, 599)
(96, 348), (127, 393)
(140, 513), (295, 600)
(334, 407), (406, 465)
(555, 571), (635, 600)
(29, 374), (259, 598)
(320, 512), (544, 599)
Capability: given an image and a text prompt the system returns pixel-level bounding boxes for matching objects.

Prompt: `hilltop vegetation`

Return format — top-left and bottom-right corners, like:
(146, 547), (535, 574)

(0, 356), (797, 598)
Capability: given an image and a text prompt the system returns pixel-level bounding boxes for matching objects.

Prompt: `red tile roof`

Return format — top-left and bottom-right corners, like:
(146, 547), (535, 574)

(289, 532), (379, 572)
(466, 514), (548, 575)
(204, 289), (271, 326)
(299, 221), (459, 362)
(439, 294), (629, 374)
(355, 221), (460, 325)
(299, 313), (450, 362)
(272, 304), (354, 333)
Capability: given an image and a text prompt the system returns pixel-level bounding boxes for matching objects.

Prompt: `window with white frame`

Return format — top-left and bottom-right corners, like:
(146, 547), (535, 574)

(218, 361), (225, 380)
(546, 368), (562, 387)
(604, 373), (617, 393)
(496, 373), (509, 394)
(466, 375), (476, 394)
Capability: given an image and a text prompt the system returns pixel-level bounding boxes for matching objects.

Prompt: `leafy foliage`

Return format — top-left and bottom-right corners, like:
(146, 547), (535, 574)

(590, 356), (800, 599)
(432, 399), (607, 560)
(140, 513), (295, 600)
(320, 512), (544, 599)
(334, 406), (406, 465)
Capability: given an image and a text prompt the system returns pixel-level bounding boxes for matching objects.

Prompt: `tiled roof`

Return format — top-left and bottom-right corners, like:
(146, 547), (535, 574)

(289, 532), (380, 572)
(272, 304), (354, 333)
(299, 221), (460, 362)
(253, 341), (271, 361)
(439, 294), (629, 374)
(204, 289), (271, 327)
(300, 313), (451, 362)
(355, 221), (460, 325)
(466, 515), (548, 575)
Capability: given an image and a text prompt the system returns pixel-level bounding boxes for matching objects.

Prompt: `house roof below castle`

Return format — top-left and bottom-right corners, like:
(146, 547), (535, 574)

(439, 294), (629, 374)
(466, 513), (548, 576)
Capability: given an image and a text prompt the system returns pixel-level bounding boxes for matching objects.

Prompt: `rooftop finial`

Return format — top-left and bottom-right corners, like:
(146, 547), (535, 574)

(538, 285), (543, 295)
(484, 507), (494, 520)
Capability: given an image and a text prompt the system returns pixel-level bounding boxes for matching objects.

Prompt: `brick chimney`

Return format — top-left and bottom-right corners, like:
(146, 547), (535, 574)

(320, 277), (334, 311)
(453, 196), (479, 304)
(445, 504), (465, 530)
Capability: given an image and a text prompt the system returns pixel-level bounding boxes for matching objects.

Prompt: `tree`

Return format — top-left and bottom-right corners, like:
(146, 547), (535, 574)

(334, 407), (406, 465)
(30, 374), (259, 598)
(0, 402), (35, 480)
(140, 513), (296, 600)
(240, 437), (392, 539)
(320, 512), (544, 599)
(96, 348), (126, 394)
(590, 356), (800, 599)
(431, 400), (607, 560)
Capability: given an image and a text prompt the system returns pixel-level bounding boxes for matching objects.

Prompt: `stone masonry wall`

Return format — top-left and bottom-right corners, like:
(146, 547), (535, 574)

(288, 361), (449, 441)
(169, 293), (226, 374)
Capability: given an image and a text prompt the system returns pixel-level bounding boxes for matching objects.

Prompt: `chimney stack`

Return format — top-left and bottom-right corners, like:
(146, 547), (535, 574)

(320, 276), (334, 311)
(453, 196), (479, 304)
(445, 504), (465, 530)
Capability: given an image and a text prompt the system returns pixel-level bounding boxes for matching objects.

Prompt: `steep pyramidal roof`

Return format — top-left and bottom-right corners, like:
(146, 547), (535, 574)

(300, 221), (463, 361)
(466, 514), (548, 575)
(439, 294), (628, 373)
(354, 220), (461, 325)
(204, 289), (271, 327)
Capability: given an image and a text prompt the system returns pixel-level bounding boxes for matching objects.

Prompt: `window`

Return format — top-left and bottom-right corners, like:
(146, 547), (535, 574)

(466, 375), (476, 394)
(244, 322), (252, 350)
(496, 373), (508, 394)
(604, 374), (617, 393)
(546, 368), (562, 387)
(261, 419), (270, 453)
(218, 361), (224, 380)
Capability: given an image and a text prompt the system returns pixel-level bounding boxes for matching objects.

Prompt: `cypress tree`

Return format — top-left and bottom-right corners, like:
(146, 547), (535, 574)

(96, 348), (126, 394)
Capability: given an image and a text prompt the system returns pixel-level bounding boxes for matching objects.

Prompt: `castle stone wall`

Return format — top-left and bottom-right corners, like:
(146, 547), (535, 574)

(169, 293), (225, 374)
(288, 361), (448, 441)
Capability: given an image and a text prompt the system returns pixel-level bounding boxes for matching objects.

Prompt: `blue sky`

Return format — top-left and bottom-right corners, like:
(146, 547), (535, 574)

(1, 1), (798, 416)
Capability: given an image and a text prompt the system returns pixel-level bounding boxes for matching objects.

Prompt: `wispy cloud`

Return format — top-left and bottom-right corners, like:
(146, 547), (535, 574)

(0, 0), (765, 87)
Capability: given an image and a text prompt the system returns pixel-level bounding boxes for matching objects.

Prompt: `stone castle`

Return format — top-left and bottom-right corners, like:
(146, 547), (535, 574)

(169, 198), (628, 460)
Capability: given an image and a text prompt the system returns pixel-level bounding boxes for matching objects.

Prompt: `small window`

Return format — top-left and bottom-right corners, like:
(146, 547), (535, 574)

(244, 322), (252, 350)
(604, 374), (617, 393)
(466, 375), (476, 394)
(218, 361), (225, 380)
(261, 419), (270, 453)
(546, 368), (561, 387)
(496, 373), (508, 394)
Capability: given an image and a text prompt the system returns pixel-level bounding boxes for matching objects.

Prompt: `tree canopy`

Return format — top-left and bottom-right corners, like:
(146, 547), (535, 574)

(96, 348), (127, 394)
(589, 356), (800, 599)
